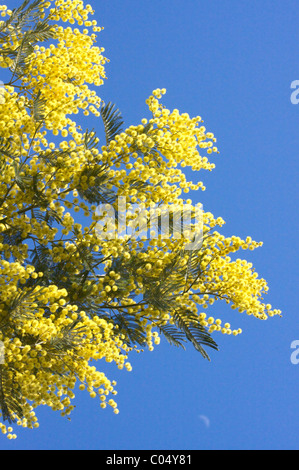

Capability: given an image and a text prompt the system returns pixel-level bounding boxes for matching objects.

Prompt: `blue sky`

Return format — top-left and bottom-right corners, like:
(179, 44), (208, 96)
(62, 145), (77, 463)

(1, 0), (299, 450)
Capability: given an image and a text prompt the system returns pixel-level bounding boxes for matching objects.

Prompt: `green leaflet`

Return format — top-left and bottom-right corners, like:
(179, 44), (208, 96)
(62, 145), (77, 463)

(0, 366), (24, 423)
(1, 0), (56, 83)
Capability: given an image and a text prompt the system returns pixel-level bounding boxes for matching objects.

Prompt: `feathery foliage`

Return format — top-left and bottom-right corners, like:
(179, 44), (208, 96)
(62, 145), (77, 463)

(100, 101), (124, 145)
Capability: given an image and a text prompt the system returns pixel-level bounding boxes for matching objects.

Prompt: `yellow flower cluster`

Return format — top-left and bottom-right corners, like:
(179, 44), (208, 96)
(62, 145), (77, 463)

(0, 5), (11, 19)
(0, 88), (33, 142)
(97, 94), (218, 208)
(0, 260), (131, 437)
(147, 88), (218, 169)
(0, 0), (107, 133)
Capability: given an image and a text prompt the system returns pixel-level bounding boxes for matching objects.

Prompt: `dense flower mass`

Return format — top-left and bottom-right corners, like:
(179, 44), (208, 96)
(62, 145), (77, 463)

(0, 0), (281, 439)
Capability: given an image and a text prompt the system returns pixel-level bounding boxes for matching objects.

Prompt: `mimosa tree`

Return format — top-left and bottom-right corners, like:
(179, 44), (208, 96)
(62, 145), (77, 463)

(0, 0), (281, 439)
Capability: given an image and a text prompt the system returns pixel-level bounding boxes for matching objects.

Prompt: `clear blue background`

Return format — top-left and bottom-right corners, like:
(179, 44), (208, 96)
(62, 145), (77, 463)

(1, 0), (299, 450)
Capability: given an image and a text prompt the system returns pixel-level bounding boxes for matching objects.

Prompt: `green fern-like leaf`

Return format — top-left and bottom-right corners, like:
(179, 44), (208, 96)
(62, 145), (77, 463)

(0, 0), (55, 81)
(156, 322), (187, 349)
(32, 90), (46, 122)
(83, 129), (99, 151)
(111, 311), (147, 346)
(100, 101), (124, 145)
(0, 366), (24, 424)
(46, 319), (85, 355)
(173, 310), (219, 360)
